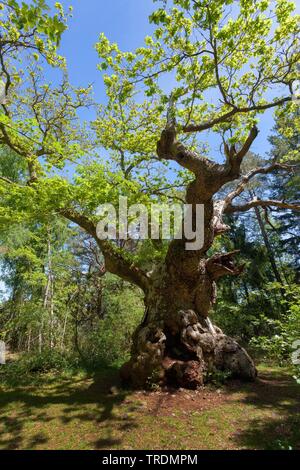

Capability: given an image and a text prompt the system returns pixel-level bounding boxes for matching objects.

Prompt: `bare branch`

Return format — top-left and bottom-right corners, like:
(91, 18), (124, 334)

(225, 198), (300, 214)
(60, 208), (150, 292)
(0, 175), (14, 184)
(224, 162), (297, 207)
(183, 97), (291, 133)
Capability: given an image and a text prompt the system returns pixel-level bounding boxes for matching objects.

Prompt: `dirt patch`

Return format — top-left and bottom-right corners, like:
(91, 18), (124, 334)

(123, 368), (300, 422)
(125, 386), (229, 417)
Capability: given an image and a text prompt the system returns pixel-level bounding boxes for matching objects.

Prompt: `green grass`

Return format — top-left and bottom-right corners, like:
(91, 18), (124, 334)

(0, 364), (299, 450)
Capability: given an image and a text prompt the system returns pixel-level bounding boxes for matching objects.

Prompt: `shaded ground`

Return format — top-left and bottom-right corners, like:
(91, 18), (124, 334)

(0, 364), (299, 450)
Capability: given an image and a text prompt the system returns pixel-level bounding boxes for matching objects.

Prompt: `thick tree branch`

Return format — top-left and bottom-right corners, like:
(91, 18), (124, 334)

(206, 250), (245, 280)
(223, 126), (259, 178)
(224, 162), (297, 207)
(157, 110), (261, 202)
(211, 163), (298, 237)
(60, 208), (150, 292)
(212, 200), (230, 236)
(0, 123), (26, 157)
(0, 175), (14, 184)
(0, 170), (149, 290)
(157, 96), (223, 178)
(157, 130), (213, 174)
(225, 198), (300, 214)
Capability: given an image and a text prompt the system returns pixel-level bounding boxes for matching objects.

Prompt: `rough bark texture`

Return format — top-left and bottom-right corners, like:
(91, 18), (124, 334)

(121, 258), (257, 389)
(121, 199), (257, 389)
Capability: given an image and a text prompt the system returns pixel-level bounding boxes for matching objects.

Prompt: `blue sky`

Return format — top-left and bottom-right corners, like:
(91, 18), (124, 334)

(49, 0), (289, 162)
(57, 0), (155, 102)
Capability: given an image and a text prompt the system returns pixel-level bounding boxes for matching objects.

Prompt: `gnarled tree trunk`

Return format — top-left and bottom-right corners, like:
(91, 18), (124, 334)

(121, 198), (257, 389)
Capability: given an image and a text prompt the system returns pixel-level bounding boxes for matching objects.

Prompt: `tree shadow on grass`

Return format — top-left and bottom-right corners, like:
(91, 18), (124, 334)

(0, 365), (137, 450)
(1, 364), (299, 450)
(225, 368), (300, 450)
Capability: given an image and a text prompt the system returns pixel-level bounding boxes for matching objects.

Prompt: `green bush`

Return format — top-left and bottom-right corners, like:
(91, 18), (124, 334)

(22, 350), (77, 373)
(0, 350), (79, 385)
(79, 281), (143, 367)
(205, 369), (232, 386)
(249, 284), (300, 382)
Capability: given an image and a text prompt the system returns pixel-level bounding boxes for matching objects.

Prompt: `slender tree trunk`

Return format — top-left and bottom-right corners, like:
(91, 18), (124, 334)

(27, 328), (31, 353)
(38, 322), (43, 354)
(61, 311), (68, 351)
(49, 280), (54, 349)
(44, 227), (55, 349)
(73, 312), (84, 360)
(250, 191), (283, 285)
(242, 280), (250, 305)
(17, 333), (23, 352)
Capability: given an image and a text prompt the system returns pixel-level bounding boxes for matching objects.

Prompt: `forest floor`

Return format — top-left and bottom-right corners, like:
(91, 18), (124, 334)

(0, 363), (299, 450)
